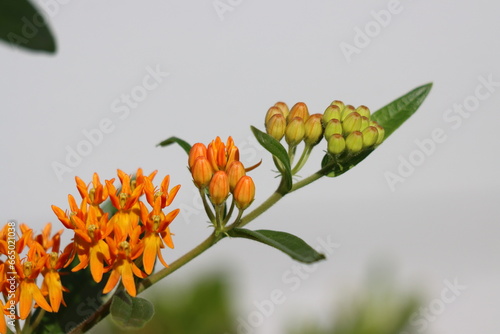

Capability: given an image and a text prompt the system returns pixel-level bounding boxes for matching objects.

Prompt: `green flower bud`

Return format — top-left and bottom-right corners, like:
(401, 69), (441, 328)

(345, 131), (363, 153)
(355, 105), (371, 118)
(288, 102), (309, 122)
(330, 100), (345, 111)
(266, 113), (286, 141)
(274, 102), (289, 119)
(340, 105), (356, 121)
(265, 106), (284, 125)
(285, 117), (305, 146)
(324, 118), (343, 140)
(322, 105), (342, 125)
(342, 112), (362, 135)
(304, 114), (324, 146)
(374, 123), (385, 145)
(360, 116), (370, 131)
(362, 126), (379, 148)
(327, 134), (346, 155)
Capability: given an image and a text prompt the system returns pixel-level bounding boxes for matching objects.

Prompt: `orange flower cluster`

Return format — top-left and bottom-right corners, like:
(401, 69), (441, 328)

(51, 169), (181, 297)
(189, 137), (256, 212)
(0, 222), (65, 326)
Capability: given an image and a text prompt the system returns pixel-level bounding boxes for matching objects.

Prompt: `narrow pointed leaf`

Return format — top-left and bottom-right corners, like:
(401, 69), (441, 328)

(0, 0), (56, 53)
(157, 136), (192, 155)
(371, 82), (433, 139)
(110, 291), (155, 329)
(229, 228), (325, 263)
(250, 126), (292, 192)
(321, 83), (432, 177)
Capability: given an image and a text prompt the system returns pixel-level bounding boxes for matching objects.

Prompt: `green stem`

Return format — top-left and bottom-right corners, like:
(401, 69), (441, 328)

(291, 145), (313, 175)
(24, 309), (45, 334)
(199, 188), (215, 223)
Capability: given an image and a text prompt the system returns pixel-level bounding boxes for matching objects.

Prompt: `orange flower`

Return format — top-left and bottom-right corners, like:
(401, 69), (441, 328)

(75, 173), (108, 218)
(41, 251), (69, 312)
(71, 207), (113, 283)
(15, 254), (52, 319)
(143, 175), (181, 209)
(209, 171), (229, 205)
(207, 136), (239, 172)
(139, 199), (179, 274)
(106, 170), (144, 236)
(103, 227), (146, 297)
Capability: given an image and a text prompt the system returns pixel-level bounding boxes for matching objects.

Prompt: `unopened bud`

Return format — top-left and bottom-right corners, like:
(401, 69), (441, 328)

(191, 156), (213, 188)
(355, 105), (371, 118)
(340, 105), (356, 121)
(342, 112), (362, 135)
(188, 143), (207, 170)
(324, 119), (343, 140)
(266, 113), (286, 141)
(362, 126), (379, 147)
(274, 102), (289, 119)
(330, 100), (345, 111)
(322, 105), (342, 125)
(304, 114), (323, 146)
(233, 176), (255, 210)
(209, 171), (229, 205)
(288, 102), (309, 122)
(265, 106), (284, 125)
(327, 134), (346, 155)
(226, 161), (246, 192)
(345, 131), (364, 153)
(360, 116), (370, 131)
(285, 117), (305, 146)
(372, 122), (385, 145)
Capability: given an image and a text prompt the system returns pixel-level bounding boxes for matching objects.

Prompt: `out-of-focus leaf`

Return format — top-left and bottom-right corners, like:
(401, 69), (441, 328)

(157, 136), (192, 155)
(0, 0), (56, 53)
(110, 291), (155, 329)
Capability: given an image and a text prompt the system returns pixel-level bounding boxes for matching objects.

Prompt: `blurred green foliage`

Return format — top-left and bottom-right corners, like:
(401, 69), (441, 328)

(94, 268), (421, 334)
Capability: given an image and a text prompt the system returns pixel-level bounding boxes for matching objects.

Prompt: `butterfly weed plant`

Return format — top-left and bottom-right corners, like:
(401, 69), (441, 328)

(0, 83), (432, 333)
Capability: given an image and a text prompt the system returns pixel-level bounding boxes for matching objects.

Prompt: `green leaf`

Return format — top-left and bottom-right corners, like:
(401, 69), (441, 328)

(157, 136), (192, 155)
(371, 82), (433, 140)
(110, 291), (155, 329)
(0, 0), (56, 53)
(229, 228), (325, 263)
(250, 126), (292, 192)
(321, 83), (432, 177)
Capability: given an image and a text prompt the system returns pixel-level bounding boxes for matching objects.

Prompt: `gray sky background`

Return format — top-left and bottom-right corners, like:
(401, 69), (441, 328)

(1, 1), (499, 333)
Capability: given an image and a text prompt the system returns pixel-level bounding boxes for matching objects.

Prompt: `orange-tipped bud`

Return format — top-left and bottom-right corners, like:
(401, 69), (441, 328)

(360, 116), (370, 131)
(227, 161), (246, 192)
(191, 156), (213, 188)
(330, 100), (345, 111)
(327, 134), (346, 155)
(322, 105), (342, 125)
(233, 176), (255, 210)
(304, 114), (324, 146)
(342, 112), (362, 135)
(285, 117), (305, 146)
(188, 143), (207, 169)
(266, 113), (286, 141)
(355, 105), (371, 118)
(340, 105), (356, 121)
(362, 126), (379, 147)
(372, 122), (385, 145)
(209, 171), (229, 205)
(265, 106), (284, 125)
(274, 102), (289, 119)
(345, 131), (364, 153)
(288, 102), (309, 122)
(324, 118), (343, 140)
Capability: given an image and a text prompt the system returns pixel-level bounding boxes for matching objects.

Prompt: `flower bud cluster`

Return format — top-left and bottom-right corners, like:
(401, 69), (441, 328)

(264, 101), (384, 173)
(323, 101), (384, 156)
(189, 137), (256, 212)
